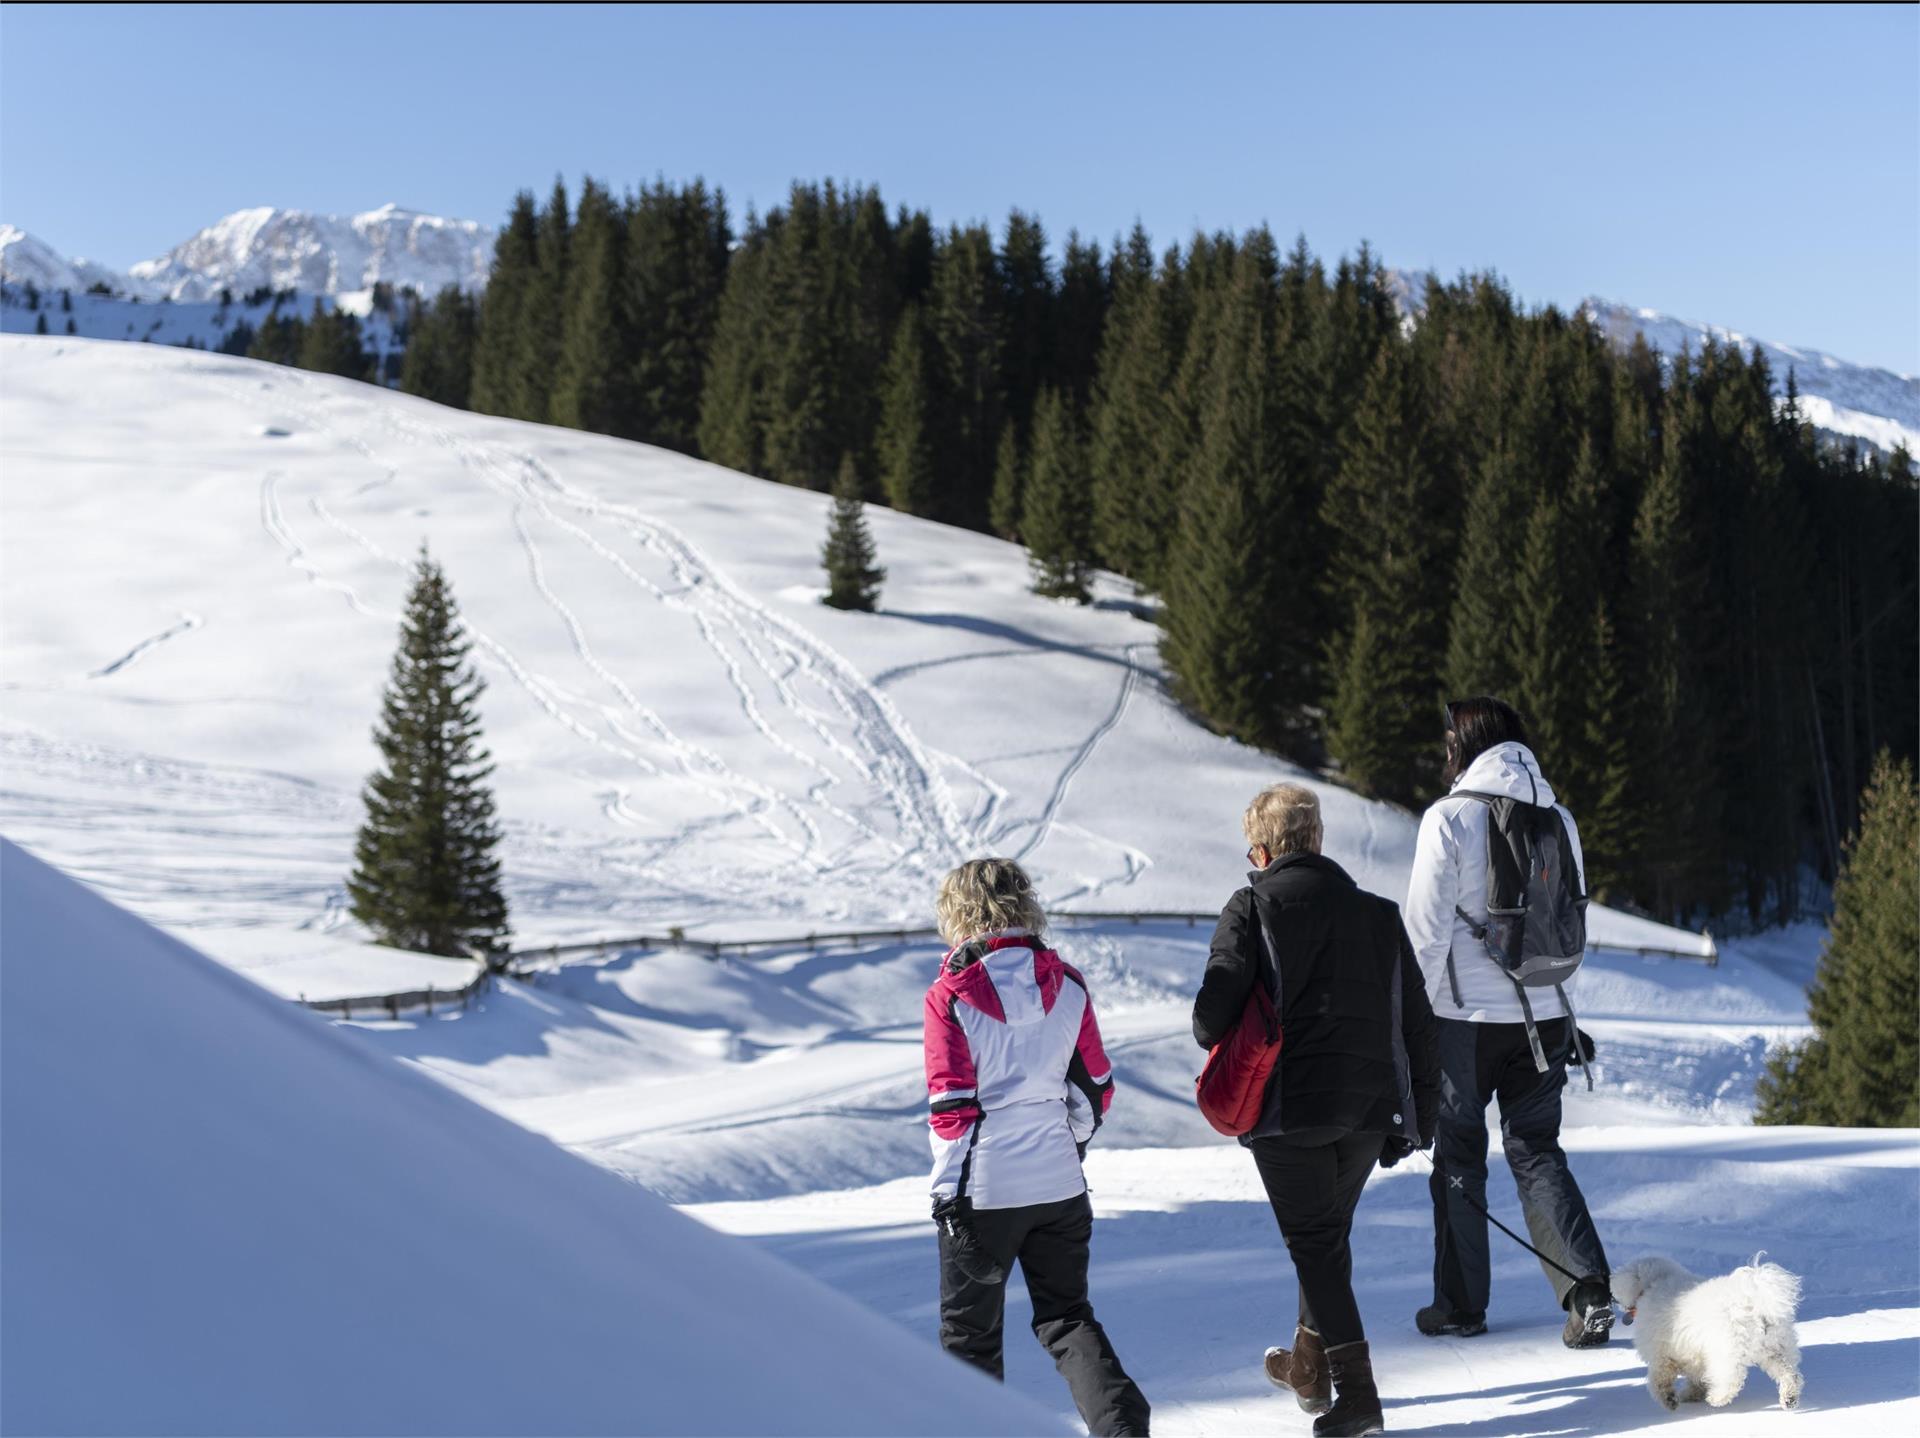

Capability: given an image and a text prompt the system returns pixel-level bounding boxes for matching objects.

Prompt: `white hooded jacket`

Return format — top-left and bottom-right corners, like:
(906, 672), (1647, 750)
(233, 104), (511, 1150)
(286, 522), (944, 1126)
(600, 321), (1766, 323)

(1404, 742), (1587, 1023)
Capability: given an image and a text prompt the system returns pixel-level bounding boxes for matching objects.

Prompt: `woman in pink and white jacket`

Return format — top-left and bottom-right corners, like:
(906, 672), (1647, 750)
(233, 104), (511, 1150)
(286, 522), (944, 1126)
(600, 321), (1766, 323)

(923, 858), (1151, 1437)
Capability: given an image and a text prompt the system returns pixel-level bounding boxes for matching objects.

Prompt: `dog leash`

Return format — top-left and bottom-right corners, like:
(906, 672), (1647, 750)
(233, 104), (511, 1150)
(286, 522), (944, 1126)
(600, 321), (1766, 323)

(1419, 1152), (1588, 1289)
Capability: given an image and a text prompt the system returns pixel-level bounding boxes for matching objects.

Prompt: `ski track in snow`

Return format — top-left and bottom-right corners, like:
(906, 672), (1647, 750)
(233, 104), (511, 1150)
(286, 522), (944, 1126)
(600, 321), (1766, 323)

(88, 610), (203, 678)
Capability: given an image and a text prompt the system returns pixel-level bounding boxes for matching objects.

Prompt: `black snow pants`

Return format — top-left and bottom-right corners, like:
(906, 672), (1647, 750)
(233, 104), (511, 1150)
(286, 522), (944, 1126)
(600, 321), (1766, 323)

(1250, 1130), (1386, 1348)
(938, 1191), (1151, 1437)
(1429, 1015), (1609, 1315)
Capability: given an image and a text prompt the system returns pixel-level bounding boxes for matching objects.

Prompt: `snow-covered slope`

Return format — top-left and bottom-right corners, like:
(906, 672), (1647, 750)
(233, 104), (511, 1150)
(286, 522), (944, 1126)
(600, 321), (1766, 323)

(0, 281), (405, 367)
(0, 836), (1052, 1435)
(1582, 296), (1920, 455)
(128, 203), (494, 302)
(0, 335), (1705, 958)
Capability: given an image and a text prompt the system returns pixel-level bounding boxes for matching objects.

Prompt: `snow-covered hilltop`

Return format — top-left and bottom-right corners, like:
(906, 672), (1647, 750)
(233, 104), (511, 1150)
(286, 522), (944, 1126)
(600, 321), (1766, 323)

(0, 204), (494, 306)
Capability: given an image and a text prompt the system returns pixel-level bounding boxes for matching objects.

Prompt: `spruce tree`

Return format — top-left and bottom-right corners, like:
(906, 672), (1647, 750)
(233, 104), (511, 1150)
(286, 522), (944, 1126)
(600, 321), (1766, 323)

(347, 549), (509, 959)
(998, 209), (1054, 441)
(877, 304), (937, 515)
(1757, 753), (1918, 1126)
(548, 177), (627, 434)
(1577, 598), (1639, 901)
(927, 223), (1004, 528)
(297, 300), (371, 380)
(1160, 260), (1288, 746)
(34, 312), (48, 335)
(1320, 346), (1445, 805)
(989, 422), (1025, 541)
(400, 285), (478, 409)
(1022, 389), (1094, 602)
(511, 178), (570, 421)
(624, 178), (732, 454)
(697, 209), (771, 475)
(1514, 436), (1604, 804)
(468, 191), (537, 417)
(1445, 444), (1525, 698)
(821, 455), (885, 612)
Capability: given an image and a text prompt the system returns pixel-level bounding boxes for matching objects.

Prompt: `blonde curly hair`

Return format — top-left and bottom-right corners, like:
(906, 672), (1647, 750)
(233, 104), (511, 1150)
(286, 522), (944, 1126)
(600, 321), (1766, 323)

(1243, 782), (1323, 857)
(935, 857), (1046, 945)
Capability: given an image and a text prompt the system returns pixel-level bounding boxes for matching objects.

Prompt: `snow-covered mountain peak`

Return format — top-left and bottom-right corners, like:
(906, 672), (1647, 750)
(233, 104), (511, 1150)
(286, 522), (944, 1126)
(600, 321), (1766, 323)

(124, 204), (497, 302)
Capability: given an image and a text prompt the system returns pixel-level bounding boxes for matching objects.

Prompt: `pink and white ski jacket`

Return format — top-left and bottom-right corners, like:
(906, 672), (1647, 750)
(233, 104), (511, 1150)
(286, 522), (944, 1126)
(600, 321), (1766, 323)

(923, 931), (1115, 1210)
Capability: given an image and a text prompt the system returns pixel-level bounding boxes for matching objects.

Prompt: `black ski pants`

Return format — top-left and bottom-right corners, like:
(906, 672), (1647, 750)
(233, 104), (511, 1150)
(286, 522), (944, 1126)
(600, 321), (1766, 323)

(1249, 1130), (1385, 1348)
(938, 1191), (1150, 1437)
(1429, 1015), (1609, 1315)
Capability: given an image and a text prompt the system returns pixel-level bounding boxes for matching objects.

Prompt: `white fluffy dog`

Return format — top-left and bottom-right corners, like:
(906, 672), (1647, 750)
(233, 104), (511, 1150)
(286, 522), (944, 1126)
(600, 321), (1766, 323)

(1611, 1254), (1804, 1412)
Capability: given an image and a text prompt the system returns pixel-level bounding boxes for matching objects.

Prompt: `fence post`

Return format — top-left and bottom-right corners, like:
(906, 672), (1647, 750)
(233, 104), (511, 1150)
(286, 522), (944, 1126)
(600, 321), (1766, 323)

(386, 994), (398, 1020)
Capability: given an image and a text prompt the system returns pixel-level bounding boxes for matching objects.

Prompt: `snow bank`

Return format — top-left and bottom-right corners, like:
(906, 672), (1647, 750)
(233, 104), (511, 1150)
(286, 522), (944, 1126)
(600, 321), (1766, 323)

(0, 838), (1054, 1436)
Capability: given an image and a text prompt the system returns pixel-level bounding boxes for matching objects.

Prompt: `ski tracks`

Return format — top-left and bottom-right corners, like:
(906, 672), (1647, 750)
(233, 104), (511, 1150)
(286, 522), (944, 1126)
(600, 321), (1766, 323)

(89, 610), (204, 678)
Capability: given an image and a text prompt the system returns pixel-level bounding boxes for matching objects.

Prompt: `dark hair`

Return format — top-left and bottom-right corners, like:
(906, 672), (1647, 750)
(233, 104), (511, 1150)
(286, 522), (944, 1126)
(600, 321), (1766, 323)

(1443, 696), (1530, 785)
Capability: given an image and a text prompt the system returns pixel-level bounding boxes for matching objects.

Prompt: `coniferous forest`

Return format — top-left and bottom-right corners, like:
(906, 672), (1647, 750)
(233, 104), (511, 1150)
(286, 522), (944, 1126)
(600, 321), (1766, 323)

(374, 176), (1915, 931)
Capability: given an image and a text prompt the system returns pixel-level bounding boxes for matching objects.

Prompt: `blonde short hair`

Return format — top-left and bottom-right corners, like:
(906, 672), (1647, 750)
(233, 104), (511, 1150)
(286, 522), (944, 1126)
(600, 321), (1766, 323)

(1243, 783), (1323, 857)
(936, 858), (1046, 945)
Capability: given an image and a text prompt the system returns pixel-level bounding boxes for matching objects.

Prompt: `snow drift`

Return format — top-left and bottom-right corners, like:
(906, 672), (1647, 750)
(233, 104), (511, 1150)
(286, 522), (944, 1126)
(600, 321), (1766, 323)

(0, 837), (1053, 1436)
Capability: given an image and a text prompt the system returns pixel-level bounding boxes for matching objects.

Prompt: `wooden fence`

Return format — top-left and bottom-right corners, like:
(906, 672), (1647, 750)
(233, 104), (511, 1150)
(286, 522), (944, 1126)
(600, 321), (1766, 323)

(299, 966), (494, 1019)
(506, 913), (1717, 971)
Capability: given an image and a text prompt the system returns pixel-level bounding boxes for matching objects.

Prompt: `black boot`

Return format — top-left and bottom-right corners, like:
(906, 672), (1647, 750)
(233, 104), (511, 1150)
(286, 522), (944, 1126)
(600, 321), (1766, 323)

(1562, 1278), (1613, 1349)
(1263, 1322), (1331, 1413)
(1414, 1303), (1485, 1337)
(1313, 1340), (1384, 1437)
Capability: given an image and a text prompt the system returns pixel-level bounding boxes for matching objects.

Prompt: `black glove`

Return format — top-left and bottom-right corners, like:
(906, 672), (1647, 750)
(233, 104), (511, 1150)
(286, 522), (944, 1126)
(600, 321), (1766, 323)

(1378, 1136), (1417, 1170)
(933, 1196), (1005, 1285)
(1076, 1138), (1089, 1162)
(1567, 1027), (1598, 1067)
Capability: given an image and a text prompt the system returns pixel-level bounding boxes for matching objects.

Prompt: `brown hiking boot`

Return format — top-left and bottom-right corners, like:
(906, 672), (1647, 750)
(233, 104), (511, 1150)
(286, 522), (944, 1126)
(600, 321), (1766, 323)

(1314, 1340), (1384, 1437)
(1262, 1323), (1331, 1413)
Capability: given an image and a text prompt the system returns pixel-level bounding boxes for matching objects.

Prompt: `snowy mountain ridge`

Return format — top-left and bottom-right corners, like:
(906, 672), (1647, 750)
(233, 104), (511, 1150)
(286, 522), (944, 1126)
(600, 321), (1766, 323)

(0, 204), (495, 307)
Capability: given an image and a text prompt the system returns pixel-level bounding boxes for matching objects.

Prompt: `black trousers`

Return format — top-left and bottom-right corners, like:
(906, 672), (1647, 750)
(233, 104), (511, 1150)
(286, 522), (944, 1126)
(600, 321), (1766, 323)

(938, 1191), (1150, 1437)
(1249, 1130), (1385, 1348)
(1429, 1015), (1609, 1314)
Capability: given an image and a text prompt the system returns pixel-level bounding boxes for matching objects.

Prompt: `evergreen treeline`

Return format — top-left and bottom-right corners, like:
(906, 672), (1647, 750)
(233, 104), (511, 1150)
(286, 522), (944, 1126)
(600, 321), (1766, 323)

(1755, 752), (1918, 1126)
(370, 180), (1920, 926)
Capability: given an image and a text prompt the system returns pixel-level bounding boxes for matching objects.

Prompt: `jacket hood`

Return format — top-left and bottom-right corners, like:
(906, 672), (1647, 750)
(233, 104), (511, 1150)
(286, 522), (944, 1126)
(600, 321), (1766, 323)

(1248, 852), (1357, 888)
(1452, 742), (1557, 807)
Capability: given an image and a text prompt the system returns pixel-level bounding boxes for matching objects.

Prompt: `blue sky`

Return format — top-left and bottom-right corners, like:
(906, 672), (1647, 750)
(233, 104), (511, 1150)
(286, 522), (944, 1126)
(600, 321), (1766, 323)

(3, 3), (1915, 370)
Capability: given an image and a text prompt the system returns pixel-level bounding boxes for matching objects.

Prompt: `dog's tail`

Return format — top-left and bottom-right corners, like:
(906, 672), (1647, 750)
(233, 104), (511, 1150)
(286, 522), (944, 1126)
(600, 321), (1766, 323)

(1734, 1252), (1802, 1320)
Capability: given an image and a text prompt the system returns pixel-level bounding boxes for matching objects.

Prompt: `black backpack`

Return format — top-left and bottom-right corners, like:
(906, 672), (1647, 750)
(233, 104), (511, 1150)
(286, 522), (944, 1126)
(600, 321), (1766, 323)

(1447, 785), (1593, 1086)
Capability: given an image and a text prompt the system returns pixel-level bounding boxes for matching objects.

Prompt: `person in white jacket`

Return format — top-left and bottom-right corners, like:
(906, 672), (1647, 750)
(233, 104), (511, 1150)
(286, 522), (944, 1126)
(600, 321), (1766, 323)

(1403, 697), (1613, 1350)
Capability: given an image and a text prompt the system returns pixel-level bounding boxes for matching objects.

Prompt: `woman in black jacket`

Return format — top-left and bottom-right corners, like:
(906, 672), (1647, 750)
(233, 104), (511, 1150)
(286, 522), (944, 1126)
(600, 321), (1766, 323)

(1193, 783), (1440, 1438)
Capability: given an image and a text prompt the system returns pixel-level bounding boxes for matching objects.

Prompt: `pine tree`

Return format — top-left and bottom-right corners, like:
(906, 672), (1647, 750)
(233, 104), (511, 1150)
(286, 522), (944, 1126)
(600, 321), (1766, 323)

(989, 422), (1025, 541)
(1160, 259), (1289, 746)
(297, 300), (371, 380)
(548, 177), (627, 434)
(247, 310), (305, 367)
(1757, 753), (1918, 1126)
(1090, 229), (1186, 587)
(468, 191), (538, 417)
(63, 316), (75, 336)
(511, 178), (570, 421)
(998, 209), (1054, 442)
(1051, 231), (1109, 410)
(876, 304), (937, 516)
(1022, 389), (1094, 602)
(1577, 599), (1639, 901)
(1445, 444), (1525, 697)
(927, 223), (1004, 528)
(1320, 346), (1446, 805)
(697, 208), (772, 475)
(347, 549), (509, 959)
(821, 455), (885, 612)
(623, 178), (731, 454)
(400, 285), (478, 409)
(34, 312), (48, 335)
(1514, 436), (1604, 804)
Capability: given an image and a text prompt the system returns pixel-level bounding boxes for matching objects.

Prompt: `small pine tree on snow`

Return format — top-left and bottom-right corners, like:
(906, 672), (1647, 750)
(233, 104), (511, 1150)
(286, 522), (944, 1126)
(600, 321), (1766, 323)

(61, 289), (72, 313)
(821, 455), (885, 612)
(347, 549), (509, 959)
(1756, 753), (1919, 1127)
(64, 317), (75, 336)
(33, 313), (48, 335)
(1022, 389), (1094, 602)
(989, 422), (1025, 541)
(877, 305), (938, 516)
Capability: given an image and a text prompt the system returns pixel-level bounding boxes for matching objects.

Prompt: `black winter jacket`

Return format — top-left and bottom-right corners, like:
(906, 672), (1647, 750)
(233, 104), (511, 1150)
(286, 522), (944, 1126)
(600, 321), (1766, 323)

(1192, 853), (1439, 1145)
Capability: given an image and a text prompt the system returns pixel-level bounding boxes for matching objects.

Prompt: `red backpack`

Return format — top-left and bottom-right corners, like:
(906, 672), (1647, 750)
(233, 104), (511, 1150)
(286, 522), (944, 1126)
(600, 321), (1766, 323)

(1195, 972), (1282, 1137)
